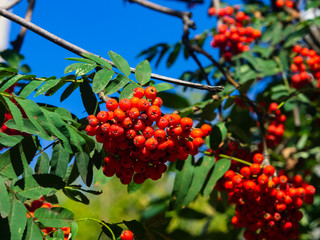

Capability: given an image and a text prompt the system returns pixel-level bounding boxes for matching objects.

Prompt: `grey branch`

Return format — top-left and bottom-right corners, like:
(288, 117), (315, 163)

(0, 7), (223, 92)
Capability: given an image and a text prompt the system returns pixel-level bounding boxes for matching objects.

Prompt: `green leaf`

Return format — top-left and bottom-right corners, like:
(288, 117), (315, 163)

(92, 68), (114, 93)
(0, 132), (24, 147)
(50, 143), (69, 178)
(8, 197), (27, 240)
(135, 60), (151, 85)
(203, 158), (231, 197)
(182, 156), (216, 207)
(284, 26), (309, 47)
(79, 78), (100, 115)
(102, 223), (123, 239)
(167, 43), (181, 68)
(0, 175), (11, 218)
(123, 220), (146, 240)
(120, 83), (137, 100)
(178, 208), (208, 219)
(5, 119), (42, 137)
(62, 188), (89, 205)
(71, 221), (78, 240)
(18, 80), (43, 98)
(208, 122), (227, 150)
(25, 218), (43, 240)
(170, 156), (194, 210)
(34, 207), (74, 228)
(128, 181), (143, 194)
(14, 174), (65, 199)
(34, 79), (62, 97)
(104, 74), (130, 96)
(0, 143), (23, 178)
(60, 82), (80, 102)
(65, 57), (95, 64)
(0, 74), (35, 92)
(108, 51), (131, 76)
(82, 52), (113, 70)
(0, 50), (24, 69)
(64, 63), (96, 76)
(157, 92), (189, 109)
(3, 96), (23, 131)
(153, 83), (174, 92)
(65, 163), (80, 185)
(35, 152), (50, 174)
(75, 151), (93, 187)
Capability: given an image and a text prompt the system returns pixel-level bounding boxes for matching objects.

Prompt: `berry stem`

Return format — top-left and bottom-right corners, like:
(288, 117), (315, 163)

(76, 217), (116, 240)
(218, 154), (252, 166)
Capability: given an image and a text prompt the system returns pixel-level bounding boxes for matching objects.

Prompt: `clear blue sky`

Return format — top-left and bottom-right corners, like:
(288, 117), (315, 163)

(7, 0), (243, 118)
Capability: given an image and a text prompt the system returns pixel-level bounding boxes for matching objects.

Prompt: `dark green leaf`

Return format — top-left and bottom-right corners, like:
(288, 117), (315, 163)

(120, 83), (137, 100)
(102, 223), (123, 239)
(8, 197), (27, 240)
(60, 82), (80, 102)
(82, 53), (113, 70)
(25, 218), (43, 240)
(178, 208), (208, 219)
(104, 74), (130, 96)
(79, 78), (100, 115)
(75, 151), (93, 187)
(14, 174), (65, 199)
(135, 60), (151, 85)
(123, 220), (146, 240)
(157, 92), (189, 109)
(0, 50), (24, 68)
(203, 158), (231, 197)
(208, 122), (227, 150)
(92, 69), (114, 93)
(0, 175), (10, 218)
(0, 143), (24, 178)
(35, 152), (50, 174)
(108, 51), (131, 76)
(62, 188), (89, 205)
(153, 83), (174, 92)
(0, 74), (35, 92)
(34, 79), (62, 97)
(167, 43), (181, 68)
(3, 96), (23, 131)
(223, 97), (235, 110)
(34, 207), (74, 228)
(50, 143), (69, 178)
(65, 163), (80, 185)
(284, 26), (309, 47)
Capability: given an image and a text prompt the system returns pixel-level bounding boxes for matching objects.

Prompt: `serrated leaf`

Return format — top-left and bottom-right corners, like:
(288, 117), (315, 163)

(104, 74), (130, 96)
(64, 63), (96, 76)
(169, 156), (194, 210)
(50, 143), (69, 178)
(108, 51), (131, 76)
(75, 151), (93, 187)
(25, 218), (43, 240)
(60, 82), (80, 102)
(135, 60), (151, 85)
(35, 152), (50, 174)
(208, 122), (227, 150)
(3, 96), (23, 131)
(34, 79), (62, 97)
(0, 143), (23, 178)
(182, 156), (216, 207)
(79, 78), (100, 115)
(92, 68), (114, 93)
(5, 119), (42, 137)
(0, 132), (24, 147)
(203, 158), (231, 197)
(14, 174), (65, 199)
(153, 83), (174, 92)
(0, 74), (35, 92)
(34, 207), (74, 228)
(0, 175), (11, 218)
(82, 52), (113, 70)
(62, 188), (89, 205)
(8, 197), (27, 240)
(18, 80), (43, 98)
(120, 83), (137, 100)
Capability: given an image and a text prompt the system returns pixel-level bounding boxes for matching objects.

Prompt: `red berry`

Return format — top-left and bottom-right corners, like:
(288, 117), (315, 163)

(144, 86), (157, 99)
(106, 98), (118, 111)
(133, 87), (145, 98)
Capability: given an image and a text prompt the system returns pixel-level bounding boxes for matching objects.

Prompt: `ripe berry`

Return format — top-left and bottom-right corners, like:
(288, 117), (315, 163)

(106, 98), (118, 111)
(119, 98), (132, 111)
(208, 7), (216, 16)
(180, 117), (193, 130)
(253, 153), (264, 164)
(133, 87), (145, 98)
(147, 105), (161, 121)
(144, 86), (157, 99)
(190, 128), (204, 138)
(97, 111), (108, 123)
(263, 165), (275, 176)
(200, 124), (212, 137)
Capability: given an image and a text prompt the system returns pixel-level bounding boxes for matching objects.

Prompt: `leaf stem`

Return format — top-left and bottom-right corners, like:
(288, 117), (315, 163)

(76, 218), (116, 240)
(218, 154), (252, 166)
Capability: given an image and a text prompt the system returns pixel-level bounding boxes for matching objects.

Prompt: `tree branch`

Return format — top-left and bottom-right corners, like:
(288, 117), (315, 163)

(11, 0), (36, 52)
(0, 7), (223, 92)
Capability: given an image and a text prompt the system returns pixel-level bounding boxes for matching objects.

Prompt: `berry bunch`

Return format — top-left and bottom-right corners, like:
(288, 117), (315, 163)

(290, 45), (320, 88)
(85, 86), (212, 184)
(222, 154), (316, 240)
(266, 102), (286, 148)
(275, 0), (294, 8)
(209, 6), (261, 61)
(25, 199), (71, 239)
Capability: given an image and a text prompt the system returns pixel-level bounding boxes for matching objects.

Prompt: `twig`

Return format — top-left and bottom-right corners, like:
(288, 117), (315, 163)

(1, 0), (21, 10)
(11, 0), (36, 52)
(0, 7), (223, 92)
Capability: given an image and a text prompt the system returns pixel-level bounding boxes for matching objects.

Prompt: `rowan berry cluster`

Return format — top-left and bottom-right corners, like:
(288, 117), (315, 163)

(208, 6), (261, 61)
(291, 45), (320, 88)
(266, 102), (286, 148)
(85, 86), (212, 185)
(121, 230), (134, 240)
(275, 0), (294, 8)
(25, 199), (71, 239)
(221, 153), (316, 240)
